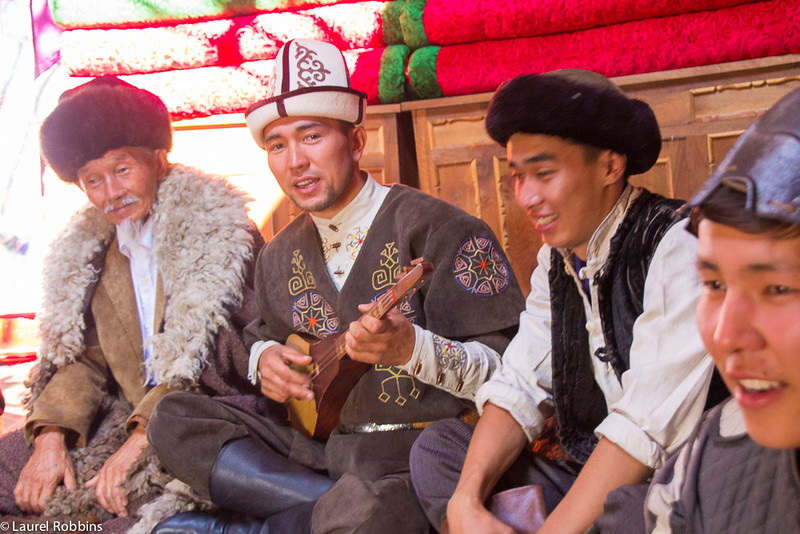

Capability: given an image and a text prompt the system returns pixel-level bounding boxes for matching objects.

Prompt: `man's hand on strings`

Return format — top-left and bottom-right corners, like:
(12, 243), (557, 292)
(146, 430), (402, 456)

(257, 344), (314, 402)
(346, 305), (415, 366)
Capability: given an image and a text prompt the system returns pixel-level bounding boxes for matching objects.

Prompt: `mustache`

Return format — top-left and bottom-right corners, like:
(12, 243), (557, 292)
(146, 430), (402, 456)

(104, 195), (140, 214)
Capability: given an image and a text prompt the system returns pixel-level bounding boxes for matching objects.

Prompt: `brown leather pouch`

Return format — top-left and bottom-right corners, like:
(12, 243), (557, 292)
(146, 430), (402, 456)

(441, 484), (547, 534)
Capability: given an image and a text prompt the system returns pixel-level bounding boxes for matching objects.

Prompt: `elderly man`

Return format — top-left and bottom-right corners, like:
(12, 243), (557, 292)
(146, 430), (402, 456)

(148, 39), (525, 533)
(0, 77), (273, 532)
(409, 70), (726, 534)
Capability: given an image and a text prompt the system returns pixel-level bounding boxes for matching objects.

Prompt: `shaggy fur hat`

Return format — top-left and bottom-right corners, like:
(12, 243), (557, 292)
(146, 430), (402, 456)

(485, 69), (661, 176)
(245, 39), (367, 149)
(40, 76), (172, 183)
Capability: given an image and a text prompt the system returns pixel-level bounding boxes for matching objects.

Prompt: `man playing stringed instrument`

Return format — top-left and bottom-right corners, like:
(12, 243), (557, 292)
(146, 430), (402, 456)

(147, 39), (525, 534)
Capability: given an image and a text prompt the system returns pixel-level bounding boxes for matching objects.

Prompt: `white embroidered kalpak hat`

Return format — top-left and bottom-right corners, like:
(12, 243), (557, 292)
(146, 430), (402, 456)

(245, 39), (367, 149)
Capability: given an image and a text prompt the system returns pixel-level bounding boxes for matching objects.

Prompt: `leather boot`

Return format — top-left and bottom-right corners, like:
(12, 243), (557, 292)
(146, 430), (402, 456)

(150, 511), (267, 534)
(151, 502), (315, 534)
(264, 501), (314, 533)
(209, 437), (334, 518)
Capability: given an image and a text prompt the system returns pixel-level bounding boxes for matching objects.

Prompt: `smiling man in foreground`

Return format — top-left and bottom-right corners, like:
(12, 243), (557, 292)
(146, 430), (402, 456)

(410, 69), (724, 534)
(642, 87), (800, 533)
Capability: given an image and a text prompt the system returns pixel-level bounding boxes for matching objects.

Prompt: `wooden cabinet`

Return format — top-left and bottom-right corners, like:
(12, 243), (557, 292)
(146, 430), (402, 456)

(402, 55), (800, 293)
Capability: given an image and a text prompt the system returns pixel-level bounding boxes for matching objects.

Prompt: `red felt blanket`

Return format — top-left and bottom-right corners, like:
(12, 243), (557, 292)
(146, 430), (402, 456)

(50, 0), (388, 29)
(411, 0), (757, 47)
(60, 2), (402, 76)
(408, 0), (800, 99)
(66, 46), (388, 121)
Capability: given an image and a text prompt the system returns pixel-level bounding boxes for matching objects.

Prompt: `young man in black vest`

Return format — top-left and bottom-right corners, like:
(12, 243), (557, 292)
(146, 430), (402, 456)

(410, 70), (723, 533)
(147, 39), (524, 533)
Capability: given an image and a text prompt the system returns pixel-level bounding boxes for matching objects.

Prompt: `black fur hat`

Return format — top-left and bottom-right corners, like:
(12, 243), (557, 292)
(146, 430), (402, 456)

(485, 70), (661, 176)
(40, 76), (172, 183)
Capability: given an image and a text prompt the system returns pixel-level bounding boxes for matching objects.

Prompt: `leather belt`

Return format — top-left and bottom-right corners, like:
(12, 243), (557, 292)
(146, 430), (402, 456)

(338, 422), (432, 434)
(338, 410), (479, 434)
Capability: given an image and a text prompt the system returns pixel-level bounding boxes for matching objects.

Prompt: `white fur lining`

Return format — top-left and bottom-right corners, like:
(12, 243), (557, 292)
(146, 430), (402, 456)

(34, 164), (255, 386)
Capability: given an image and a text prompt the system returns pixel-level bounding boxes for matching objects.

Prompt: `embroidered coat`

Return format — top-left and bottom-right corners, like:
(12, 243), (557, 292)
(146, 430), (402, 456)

(246, 184), (524, 476)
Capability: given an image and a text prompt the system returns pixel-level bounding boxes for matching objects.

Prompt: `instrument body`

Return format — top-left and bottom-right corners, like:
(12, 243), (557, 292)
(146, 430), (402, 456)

(286, 260), (433, 439)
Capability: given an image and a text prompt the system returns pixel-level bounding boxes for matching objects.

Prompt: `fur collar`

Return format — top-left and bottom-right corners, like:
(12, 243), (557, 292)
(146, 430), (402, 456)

(32, 164), (254, 391)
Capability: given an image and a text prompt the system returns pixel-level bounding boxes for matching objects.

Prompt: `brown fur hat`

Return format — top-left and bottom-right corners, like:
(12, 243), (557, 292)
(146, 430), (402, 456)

(485, 69), (661, 176)
(40, 76), (172, 183)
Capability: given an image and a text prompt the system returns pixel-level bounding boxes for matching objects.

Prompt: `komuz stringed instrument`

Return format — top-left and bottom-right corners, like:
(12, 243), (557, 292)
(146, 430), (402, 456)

(286, 259), (433, 440)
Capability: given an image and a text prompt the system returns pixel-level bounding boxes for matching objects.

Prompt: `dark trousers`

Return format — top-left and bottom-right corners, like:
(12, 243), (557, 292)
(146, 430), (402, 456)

(0, 429), (137, 533)
(149, 391), (432, 533)
(409, 418), (577, 530)
(0, 429), (29, 516)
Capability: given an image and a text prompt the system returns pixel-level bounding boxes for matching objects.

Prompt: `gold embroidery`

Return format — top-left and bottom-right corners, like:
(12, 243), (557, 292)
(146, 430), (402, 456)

(376, 365), (420, 406)
(371, 242), (400, 291)
(288, 250), (316, 296)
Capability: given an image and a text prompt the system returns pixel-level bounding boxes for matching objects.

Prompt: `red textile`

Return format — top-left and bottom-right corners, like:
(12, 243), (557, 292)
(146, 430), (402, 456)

(49, 0), (386, 30)
(67, 48), (383, 121)
(423, 0), (756, 46)
(436, 0), (800, 97)
(61, 2), (390, 76)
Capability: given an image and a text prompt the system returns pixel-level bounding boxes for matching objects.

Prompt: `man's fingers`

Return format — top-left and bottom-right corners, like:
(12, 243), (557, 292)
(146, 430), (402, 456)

(19, 481), (42, 514)
(16, 467), (59, 514)
(33, 483), (51, 515)
(15, 486), (33, 514)
(281, 350), (313, 366)
(91, 471), (109, 513)
(260, 346), (315, 400)
(94, 467), (124, 517)
(107, 477), (128, 517)
(63, 464), (78, 492)
(261, 370), (313, 402)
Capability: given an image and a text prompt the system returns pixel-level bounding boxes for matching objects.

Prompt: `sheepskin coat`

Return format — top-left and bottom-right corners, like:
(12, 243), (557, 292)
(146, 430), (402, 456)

(8, 164), (276, 529)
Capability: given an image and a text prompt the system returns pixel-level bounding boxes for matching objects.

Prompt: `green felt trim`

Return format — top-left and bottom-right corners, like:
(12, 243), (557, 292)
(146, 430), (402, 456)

(378, 45), (411, 104)
(381, 1), (405, 46)
(400, 0), (430, 49)
(407, 46), (442, 100)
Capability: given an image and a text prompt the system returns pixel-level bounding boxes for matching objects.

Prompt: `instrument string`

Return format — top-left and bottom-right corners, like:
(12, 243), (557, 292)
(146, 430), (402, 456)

(307, 290), (396, 380)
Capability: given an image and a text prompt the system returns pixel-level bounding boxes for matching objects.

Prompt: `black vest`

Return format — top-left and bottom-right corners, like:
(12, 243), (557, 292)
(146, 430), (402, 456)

(548, 190), (685, 463)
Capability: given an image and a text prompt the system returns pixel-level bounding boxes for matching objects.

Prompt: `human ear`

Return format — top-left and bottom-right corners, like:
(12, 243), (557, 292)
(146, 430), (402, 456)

(350, 126), (367, 163)
(603, 151), (627, 186)
(154, 148), (170, 182)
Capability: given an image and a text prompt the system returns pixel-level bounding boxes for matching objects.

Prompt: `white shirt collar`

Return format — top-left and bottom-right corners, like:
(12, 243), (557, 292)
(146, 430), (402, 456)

(311, 174), (387, 240)
(559, 184), (641, 268)
(117, 217), (155, 259)
(309, 174), (389, 290)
